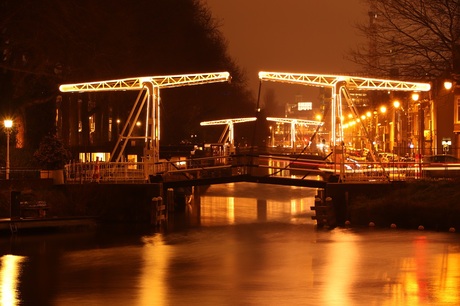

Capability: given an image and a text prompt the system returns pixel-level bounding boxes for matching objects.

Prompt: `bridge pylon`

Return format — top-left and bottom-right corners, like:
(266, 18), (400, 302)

(60, 72), (231, 175)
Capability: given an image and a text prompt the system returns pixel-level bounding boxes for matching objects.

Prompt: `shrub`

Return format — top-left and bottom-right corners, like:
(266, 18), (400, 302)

(33, 135), (71, 170)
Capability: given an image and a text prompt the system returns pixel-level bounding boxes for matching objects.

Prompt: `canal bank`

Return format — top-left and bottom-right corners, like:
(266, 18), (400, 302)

(1, 179), (459, 232)
(326, 180), (460, 231)
(0, 179), (173, 226)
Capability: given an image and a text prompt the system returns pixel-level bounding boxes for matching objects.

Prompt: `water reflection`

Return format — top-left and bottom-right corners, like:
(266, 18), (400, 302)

(1, 255), (25, 306)
(199, 182), (316, 225)
(322, 230), (360, 305)
(0, 182), (459, 305)
(138, 234), (170, 305)
(392, 236), (460, 305)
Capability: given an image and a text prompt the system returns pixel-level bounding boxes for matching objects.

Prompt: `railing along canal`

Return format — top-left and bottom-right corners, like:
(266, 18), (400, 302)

(64, 155), (460, 184)
(64, 155), (236, 184)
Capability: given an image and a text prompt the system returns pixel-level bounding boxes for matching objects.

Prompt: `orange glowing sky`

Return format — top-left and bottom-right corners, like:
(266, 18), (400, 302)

(205, 0), (368, 105)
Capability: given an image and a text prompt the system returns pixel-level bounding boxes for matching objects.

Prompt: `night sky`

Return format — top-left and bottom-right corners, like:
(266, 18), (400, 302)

(205, 0), (368, 106)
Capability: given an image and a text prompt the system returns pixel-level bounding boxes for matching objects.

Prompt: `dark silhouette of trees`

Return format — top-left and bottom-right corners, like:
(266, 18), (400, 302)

(348, 0), (460, 157)
(349, 0), (460, 80)
(0, 0), (255, 149)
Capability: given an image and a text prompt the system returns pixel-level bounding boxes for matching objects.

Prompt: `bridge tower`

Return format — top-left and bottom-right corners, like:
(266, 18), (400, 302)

(60, 72), (230, 174)
(266, 117), (323, 152)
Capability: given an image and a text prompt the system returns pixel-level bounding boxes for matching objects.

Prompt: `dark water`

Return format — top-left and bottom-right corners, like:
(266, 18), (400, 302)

(1, 182), (460, 306)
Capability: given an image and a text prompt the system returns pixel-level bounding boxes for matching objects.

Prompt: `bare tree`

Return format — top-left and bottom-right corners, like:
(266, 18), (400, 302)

(0, 0), (254, 148)
(349, 0), (460, 80)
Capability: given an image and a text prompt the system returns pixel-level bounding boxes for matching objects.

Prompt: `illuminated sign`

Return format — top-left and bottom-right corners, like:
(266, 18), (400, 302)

(298, 102), (312, 111)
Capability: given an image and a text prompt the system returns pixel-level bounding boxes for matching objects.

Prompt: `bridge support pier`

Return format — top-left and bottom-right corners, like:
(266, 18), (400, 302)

(311, 189), (337, 228)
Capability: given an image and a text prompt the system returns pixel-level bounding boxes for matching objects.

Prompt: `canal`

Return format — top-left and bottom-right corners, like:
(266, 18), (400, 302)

(1, 182), (459, 305)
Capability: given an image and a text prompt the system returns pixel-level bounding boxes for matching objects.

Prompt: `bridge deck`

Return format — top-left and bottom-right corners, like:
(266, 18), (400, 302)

(163, 173), (328, 189)
(64, 153), (458, 186)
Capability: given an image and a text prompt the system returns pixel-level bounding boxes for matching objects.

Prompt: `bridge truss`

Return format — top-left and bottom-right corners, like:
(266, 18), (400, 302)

(266, 117), (323, 150)
(60, 72), (231, 166)
(200, 117), (257, 153)
(259, 71), (431, 181)
(259, 71), (431, 147)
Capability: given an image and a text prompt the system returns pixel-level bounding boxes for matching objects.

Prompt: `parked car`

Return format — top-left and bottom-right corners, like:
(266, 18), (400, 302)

(377, 152), (399, 163)
(422, 154), (460, 163)
(399, 155), (415, 168)
(421, 154), (460, 178)
(345, 157), (362, 170)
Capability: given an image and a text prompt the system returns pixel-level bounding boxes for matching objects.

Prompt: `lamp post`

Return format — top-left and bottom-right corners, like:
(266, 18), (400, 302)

(269, 126), (275, 147)
(390, 100), (401, 154)
(442, 139), (452, 155)
(411, 92), (423, 159)
(4, 119), (13, 180)
(378, 106), (387, 152)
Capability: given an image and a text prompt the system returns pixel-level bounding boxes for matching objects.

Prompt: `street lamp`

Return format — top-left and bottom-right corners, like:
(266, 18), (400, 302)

(116, 118), (120, 131)
(442, 139), (452, 154)
(4, 119), (13, 180)
(444, 80), (453, 90)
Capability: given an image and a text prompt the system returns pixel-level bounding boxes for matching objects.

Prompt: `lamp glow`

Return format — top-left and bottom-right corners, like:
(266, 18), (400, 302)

(444, 81), (453, 90)
(4, 119), (13, 180)
(4, 120), (12, 129)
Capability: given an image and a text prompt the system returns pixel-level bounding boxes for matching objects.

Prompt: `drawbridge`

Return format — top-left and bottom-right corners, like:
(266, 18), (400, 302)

(259, 71), (431, 181)
(60, 72), (231, 166)
(60, 71), (431, 184)
(200, 117), (257, 154)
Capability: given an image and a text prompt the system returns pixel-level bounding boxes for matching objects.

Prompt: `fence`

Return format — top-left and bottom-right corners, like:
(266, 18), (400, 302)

(0, 168), (41, 180)
(62, 154), (460, 184)
(64, 155), (234, 183)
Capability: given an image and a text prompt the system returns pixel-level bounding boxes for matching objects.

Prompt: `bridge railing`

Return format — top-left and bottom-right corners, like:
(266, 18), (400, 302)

(337, 160), (460, 181)
(63, 155), (460, 184)
(338, 161), (419, 182)
(65, 161), (147, 183)
(0, 168), (41, 179)
(64, 155), (236, 183)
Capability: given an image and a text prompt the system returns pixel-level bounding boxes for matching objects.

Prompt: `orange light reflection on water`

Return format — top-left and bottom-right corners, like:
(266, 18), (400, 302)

(322, 230), (359, 306)
(138, 234), (171, 305)
(385, 237), (460, 305)
(434, 245), (460, 304)
(200, 194), (313, 226)
(1, 255), (26, 306)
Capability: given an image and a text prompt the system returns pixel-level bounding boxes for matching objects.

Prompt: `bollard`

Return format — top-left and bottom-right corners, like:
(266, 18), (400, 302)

(167, 188), (175, 212)
(10, 191), (21, 220)
(150, 197), (158, 225)
(311, 193), (336, 228)
(151, 197), (167, 226)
